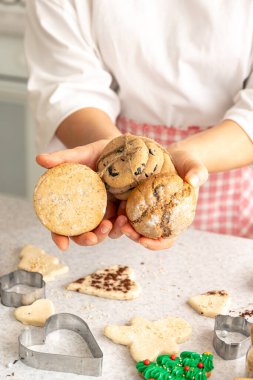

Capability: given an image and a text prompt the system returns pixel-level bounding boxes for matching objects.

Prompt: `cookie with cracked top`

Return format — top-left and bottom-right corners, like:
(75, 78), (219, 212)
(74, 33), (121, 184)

(126, 173), (197, 238)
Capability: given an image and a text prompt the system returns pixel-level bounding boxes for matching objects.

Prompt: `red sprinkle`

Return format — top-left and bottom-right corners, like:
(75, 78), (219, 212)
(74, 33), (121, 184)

(198, 362), (204, 368)
(144, 359), (151, 366)
(170, 354), (176, 360)
(184, 366), (190, 371)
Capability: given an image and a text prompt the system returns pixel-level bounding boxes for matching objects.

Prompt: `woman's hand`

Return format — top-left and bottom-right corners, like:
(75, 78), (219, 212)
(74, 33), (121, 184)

(36, 139), (127, 250)
(113, 147), (208, 251)
(37, 140), (208, 251)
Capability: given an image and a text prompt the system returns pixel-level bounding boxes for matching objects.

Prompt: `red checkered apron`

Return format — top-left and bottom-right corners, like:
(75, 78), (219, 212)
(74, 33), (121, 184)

(117, 116), (253, 238)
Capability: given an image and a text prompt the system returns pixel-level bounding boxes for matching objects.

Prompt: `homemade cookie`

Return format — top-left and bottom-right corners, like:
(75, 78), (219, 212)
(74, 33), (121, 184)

(66, 265), (141, 300)
(161, 152), (177, 174)
(18, 244), (68, 282)
(14, 299), (55, 327)
(97, 134), (175, 199)
(104, 316), (192, 362)
(137, 138), (165, 181)
(126, 173), (197, 238)
(188, 290), (231, 318)
(33, 163), (107, 236)
(136, 351), (214, 380)
(97, 134), (149, 188)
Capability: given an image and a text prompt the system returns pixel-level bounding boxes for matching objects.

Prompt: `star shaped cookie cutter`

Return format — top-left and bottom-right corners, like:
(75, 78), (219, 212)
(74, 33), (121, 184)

(0, 269), (46, 307)
(19, 313), (103, 376)
(213, 314), (251, 360)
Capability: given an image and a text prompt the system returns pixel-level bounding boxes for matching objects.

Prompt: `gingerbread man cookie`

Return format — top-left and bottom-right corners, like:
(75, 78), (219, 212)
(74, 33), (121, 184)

(104, 316), (192, 362)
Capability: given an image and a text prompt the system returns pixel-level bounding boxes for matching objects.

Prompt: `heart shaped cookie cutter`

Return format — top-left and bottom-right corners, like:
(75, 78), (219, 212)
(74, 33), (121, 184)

(0, 270), (45, 307)
(19, 313), (103, 376)
(213, 314), (251, 360)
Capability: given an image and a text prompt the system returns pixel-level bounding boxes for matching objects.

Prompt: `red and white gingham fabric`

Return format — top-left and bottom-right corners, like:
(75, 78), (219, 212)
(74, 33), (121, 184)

(117, 116), (253, 238)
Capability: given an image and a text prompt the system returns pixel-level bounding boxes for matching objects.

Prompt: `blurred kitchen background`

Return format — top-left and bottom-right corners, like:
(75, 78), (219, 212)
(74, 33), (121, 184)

(0, 0), (43, 200)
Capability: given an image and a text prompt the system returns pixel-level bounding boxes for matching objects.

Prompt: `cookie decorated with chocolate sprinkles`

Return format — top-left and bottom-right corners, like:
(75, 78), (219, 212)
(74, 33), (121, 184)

(66, 265), (141, 300)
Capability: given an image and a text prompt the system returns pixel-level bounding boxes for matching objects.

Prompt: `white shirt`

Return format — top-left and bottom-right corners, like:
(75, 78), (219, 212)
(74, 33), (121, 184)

(25, 0), (253, 152)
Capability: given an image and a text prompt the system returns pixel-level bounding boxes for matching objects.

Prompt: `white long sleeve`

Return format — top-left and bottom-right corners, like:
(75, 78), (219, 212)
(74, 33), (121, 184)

(25, 0), (253, 151)
(224, 65), (253, 141)
(25, 0), (120, 151)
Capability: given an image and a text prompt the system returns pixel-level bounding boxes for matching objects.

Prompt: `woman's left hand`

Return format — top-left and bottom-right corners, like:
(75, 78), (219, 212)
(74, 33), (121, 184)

(110, 209), (176, 250)
(110, 147), (208, 251)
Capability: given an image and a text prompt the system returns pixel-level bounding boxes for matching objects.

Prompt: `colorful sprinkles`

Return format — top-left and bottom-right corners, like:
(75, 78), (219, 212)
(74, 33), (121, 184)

(136, 351), (214, 380)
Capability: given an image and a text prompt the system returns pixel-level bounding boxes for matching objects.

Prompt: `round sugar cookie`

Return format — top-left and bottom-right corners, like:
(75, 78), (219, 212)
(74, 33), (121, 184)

(33, 163), (107, 236)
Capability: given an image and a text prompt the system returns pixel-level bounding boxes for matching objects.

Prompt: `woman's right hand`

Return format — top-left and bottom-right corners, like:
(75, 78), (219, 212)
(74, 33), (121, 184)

(36, 139), (128, 250)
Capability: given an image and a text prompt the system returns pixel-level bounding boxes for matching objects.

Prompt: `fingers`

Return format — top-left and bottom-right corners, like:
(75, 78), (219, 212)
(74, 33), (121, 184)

(139, 236), (176, 250)
(51, 219), (175, 251)
(184, 164), (209, 187)
(119, 221), (176, 250)
(36, 140), (109, 170)
(52, 220), (113, 248)
(51, 233), (70, 251)
(109, 215), (128, 239)
(120, 222), (141, 242)
(169, 149), (208, 188)
(71, 220), (113, 246)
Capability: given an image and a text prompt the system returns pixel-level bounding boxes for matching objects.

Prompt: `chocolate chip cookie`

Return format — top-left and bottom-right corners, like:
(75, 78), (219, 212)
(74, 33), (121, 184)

(33, 163), (107, 236)
(97, 134), (175, 199)
(126, 173), (197, 238)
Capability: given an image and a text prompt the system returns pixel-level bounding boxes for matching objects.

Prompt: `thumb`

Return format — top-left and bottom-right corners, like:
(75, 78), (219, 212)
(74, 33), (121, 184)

(171, 151), (208, 187)
(183, 159), (209, 187)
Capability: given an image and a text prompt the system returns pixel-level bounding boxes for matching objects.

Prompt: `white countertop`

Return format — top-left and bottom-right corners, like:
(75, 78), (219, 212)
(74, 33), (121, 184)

(0, 193), (252, 380)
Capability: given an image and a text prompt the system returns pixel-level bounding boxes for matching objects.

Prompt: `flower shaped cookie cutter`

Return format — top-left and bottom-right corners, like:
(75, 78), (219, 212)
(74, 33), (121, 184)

(19, 313), (103, 376)
(213, 314), (251, 360)
(0, 269), (45, 307)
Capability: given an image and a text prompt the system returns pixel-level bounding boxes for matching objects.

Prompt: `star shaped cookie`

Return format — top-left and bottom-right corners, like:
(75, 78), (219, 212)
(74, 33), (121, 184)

(18, 244), (68, 282)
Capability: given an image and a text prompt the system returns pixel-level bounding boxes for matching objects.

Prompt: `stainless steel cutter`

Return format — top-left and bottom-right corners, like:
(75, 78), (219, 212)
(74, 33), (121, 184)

(0, 269), (45, 307)
(213, 314), (251, 360)
(19, 313), (103, 376)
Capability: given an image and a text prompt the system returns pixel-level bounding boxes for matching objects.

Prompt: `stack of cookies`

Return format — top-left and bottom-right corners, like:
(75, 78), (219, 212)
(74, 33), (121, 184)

(97, 134), (197, 239)
(33, 134), (197, 240)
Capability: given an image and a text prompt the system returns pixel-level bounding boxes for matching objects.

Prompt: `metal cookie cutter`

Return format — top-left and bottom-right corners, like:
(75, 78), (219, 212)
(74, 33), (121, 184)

(19, 313), (103, 376)
(0, 269), (45, 307)
(213, 314), (251, 360)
